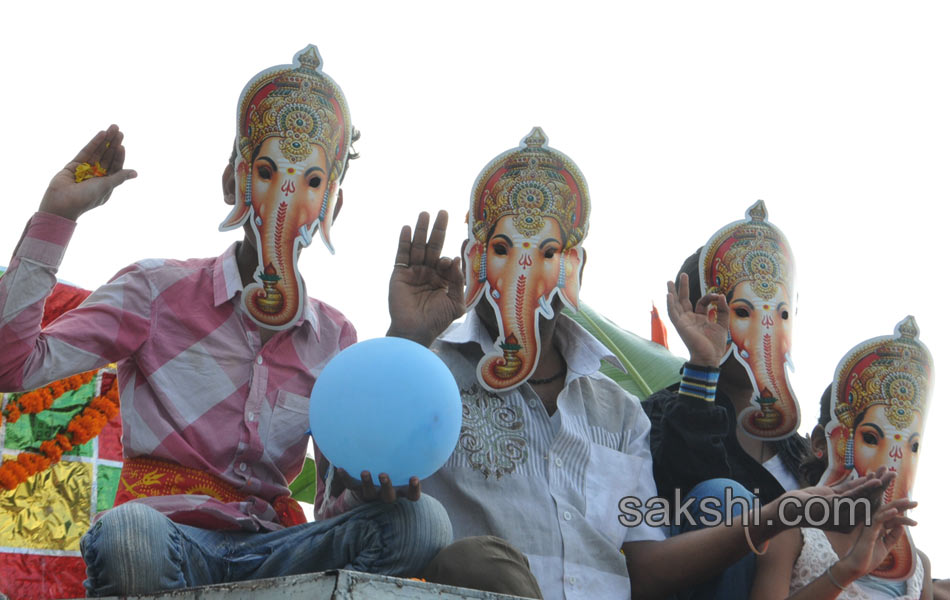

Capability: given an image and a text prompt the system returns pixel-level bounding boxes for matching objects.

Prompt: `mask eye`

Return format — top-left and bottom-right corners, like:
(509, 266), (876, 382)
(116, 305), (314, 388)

(257, 165), (272, 180)
(492, 243), (508, 256)
(861, 431), (879, 446)
(911, 441), (919, 453)
(781, 310), (790, 320)
(309, 176), (323, 188)
(733, 307), (750, 318)
(544, 247), (557, 259)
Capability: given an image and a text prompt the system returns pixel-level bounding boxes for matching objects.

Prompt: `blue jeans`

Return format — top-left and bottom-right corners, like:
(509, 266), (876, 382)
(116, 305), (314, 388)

(80, 495), (452, 597)
(672, 478), (757, 600)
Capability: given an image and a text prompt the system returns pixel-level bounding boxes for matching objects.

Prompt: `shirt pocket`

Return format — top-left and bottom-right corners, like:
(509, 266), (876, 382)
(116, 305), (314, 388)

(265, 390), (312, 465)
(586, 444), (638, 548)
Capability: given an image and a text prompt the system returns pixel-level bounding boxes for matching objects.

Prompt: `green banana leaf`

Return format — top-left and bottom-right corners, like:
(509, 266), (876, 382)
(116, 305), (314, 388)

(290, 456), (317, 504)
(563, 302), (685, 399)
(289, 302), (686, 503)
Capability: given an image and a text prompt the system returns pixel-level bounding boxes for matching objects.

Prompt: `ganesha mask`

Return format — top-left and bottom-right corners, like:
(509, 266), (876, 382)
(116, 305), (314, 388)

(819, 316), (932, 581)
(463, 127), (589, 392)
(220, 45), (353, 330)
(700, 200), (799, 439)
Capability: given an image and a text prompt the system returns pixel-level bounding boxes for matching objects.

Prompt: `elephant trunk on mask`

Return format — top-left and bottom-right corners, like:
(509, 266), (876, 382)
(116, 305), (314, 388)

(737, 329), (799, 439)
(244, 200), (302, 328)
(479, 274), (549, 390)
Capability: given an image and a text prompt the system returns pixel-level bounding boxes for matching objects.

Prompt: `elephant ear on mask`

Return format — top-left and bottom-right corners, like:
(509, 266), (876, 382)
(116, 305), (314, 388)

(819, 316), (933, 582)
(699, 200), (800, 440)
(219, 45), (353, 331)
(463, 127), (589, 392)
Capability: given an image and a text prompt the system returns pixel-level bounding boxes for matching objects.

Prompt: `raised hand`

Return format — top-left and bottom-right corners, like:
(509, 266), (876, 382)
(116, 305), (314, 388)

(838, 497), (918, 581)
(39, 125), (137, 221)
(387, 211), (465, 348)
(666, 273), (729, 366)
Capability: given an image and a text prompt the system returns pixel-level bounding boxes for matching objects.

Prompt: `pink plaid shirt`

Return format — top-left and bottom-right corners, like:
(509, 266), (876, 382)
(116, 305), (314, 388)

(0, 212), (359, 531)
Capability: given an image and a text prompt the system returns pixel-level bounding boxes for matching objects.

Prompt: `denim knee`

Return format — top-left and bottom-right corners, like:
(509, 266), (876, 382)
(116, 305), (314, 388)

(377, 494), (453, 576)
(81, 502), (186, 596)
(677, 479), (756, 532)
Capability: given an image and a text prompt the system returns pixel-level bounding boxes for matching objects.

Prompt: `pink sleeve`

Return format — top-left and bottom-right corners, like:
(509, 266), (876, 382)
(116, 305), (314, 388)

(0, 213), (152, 392)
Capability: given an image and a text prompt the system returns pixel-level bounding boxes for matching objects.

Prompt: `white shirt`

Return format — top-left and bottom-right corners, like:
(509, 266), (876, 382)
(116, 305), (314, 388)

(425, 314), (665, 600)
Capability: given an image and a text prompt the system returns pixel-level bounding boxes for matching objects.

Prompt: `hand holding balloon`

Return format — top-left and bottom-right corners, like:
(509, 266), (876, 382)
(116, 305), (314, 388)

(334, 469), (422, 503)
(310, 337), (463, 490)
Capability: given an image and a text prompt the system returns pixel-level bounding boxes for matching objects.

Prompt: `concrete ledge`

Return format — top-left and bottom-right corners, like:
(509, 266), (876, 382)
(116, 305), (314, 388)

(79, 569), (531, 599)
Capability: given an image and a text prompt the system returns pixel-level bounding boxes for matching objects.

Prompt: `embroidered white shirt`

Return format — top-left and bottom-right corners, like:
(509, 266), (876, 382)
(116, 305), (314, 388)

(425, 314), (665, 600)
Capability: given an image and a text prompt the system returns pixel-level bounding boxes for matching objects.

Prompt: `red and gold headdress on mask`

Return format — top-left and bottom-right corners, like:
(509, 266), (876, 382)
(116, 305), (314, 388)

(464, 127), (589, 392)
(220, 45), (353, 330)
(700, 200), (799, 439)
(820, 316), (932, 581)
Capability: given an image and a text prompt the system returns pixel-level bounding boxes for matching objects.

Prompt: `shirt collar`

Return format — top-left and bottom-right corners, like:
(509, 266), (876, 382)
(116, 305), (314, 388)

(440, 310), (624, 377)
(213, 242), (321, 341)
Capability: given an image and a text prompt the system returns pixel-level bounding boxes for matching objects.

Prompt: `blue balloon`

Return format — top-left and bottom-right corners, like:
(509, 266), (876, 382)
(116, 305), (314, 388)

(309, 337), (462, 486)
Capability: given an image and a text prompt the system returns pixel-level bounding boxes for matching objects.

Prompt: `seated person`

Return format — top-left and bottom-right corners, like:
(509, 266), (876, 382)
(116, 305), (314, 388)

(752, 318), (935, 599)
(388, 128), (900, 600)
(0, 46), (450, 597)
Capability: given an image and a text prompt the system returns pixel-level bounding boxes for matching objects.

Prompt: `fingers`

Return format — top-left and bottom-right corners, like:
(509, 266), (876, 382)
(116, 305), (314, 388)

(405, 476), (422, 501)
(409, 212), (430, 266)
(99, 130), (123, 172)
(424, 210), (450, 266)
(360, 470), (380, 502)
(70, 127), (113, 166)
(394, 225), (412, 267)
(666, 280), (681, 321)
(378, 473), (397, 503)
(712, 293), (728, 328)
(439, 256), (466, 315)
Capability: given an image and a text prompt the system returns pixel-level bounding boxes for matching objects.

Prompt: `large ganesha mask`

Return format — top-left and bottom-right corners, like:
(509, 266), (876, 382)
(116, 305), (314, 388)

(700, 200), (800, 439)
(463, 127), (589, 392)
(819, 316), (932, 581)
(220, 45), (353, 330)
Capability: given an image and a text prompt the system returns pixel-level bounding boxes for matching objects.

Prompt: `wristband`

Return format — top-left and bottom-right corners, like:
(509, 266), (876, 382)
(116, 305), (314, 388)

(680, 364), (719, 402)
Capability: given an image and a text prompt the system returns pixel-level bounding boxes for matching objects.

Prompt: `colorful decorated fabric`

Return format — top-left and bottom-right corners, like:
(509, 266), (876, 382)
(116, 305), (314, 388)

(462, 127), (589, 392)
(219, 44), (354, 330)
(819, 316), (932, 581)
(0, 269), (123, 600)
(699, 200), (800, 440)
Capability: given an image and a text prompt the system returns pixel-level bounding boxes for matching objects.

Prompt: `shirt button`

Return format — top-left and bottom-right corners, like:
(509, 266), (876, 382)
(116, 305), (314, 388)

(527, 399), (537, 409)
(256, 355), (263, 365)
(238, 442), (246, 451)
(555, 457), (563, 468)
(239, 462), (247, 472)
(563, 511), (572, 521)
(247, 413), (255, 422)
(569, 576), (577, 585)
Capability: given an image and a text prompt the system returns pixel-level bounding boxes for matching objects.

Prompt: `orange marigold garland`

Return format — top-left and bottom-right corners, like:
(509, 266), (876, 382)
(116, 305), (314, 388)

(0, 373), (119, 491)
(1, 369), (97, 424)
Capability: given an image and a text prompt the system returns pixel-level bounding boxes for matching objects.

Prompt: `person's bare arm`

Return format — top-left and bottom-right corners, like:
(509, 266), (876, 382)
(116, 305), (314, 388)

(749, 528), (801, 599)
(622, 469), (894, 599)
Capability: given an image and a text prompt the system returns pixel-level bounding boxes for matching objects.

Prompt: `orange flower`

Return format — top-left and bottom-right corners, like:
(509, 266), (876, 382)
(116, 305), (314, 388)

(74, 161), (108, 183)
(3, 403), (21, 424)
(40, 440), (63, 462)
(0, 371), (118, 491)
(55, 434), (73, 452)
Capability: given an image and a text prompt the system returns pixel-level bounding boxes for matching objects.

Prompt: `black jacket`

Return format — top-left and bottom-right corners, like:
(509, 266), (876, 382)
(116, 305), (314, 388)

(641, 373), (809, 506)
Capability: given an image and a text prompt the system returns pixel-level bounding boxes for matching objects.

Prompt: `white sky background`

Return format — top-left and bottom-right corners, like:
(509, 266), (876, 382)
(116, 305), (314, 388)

(2, 0), (949, 578)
